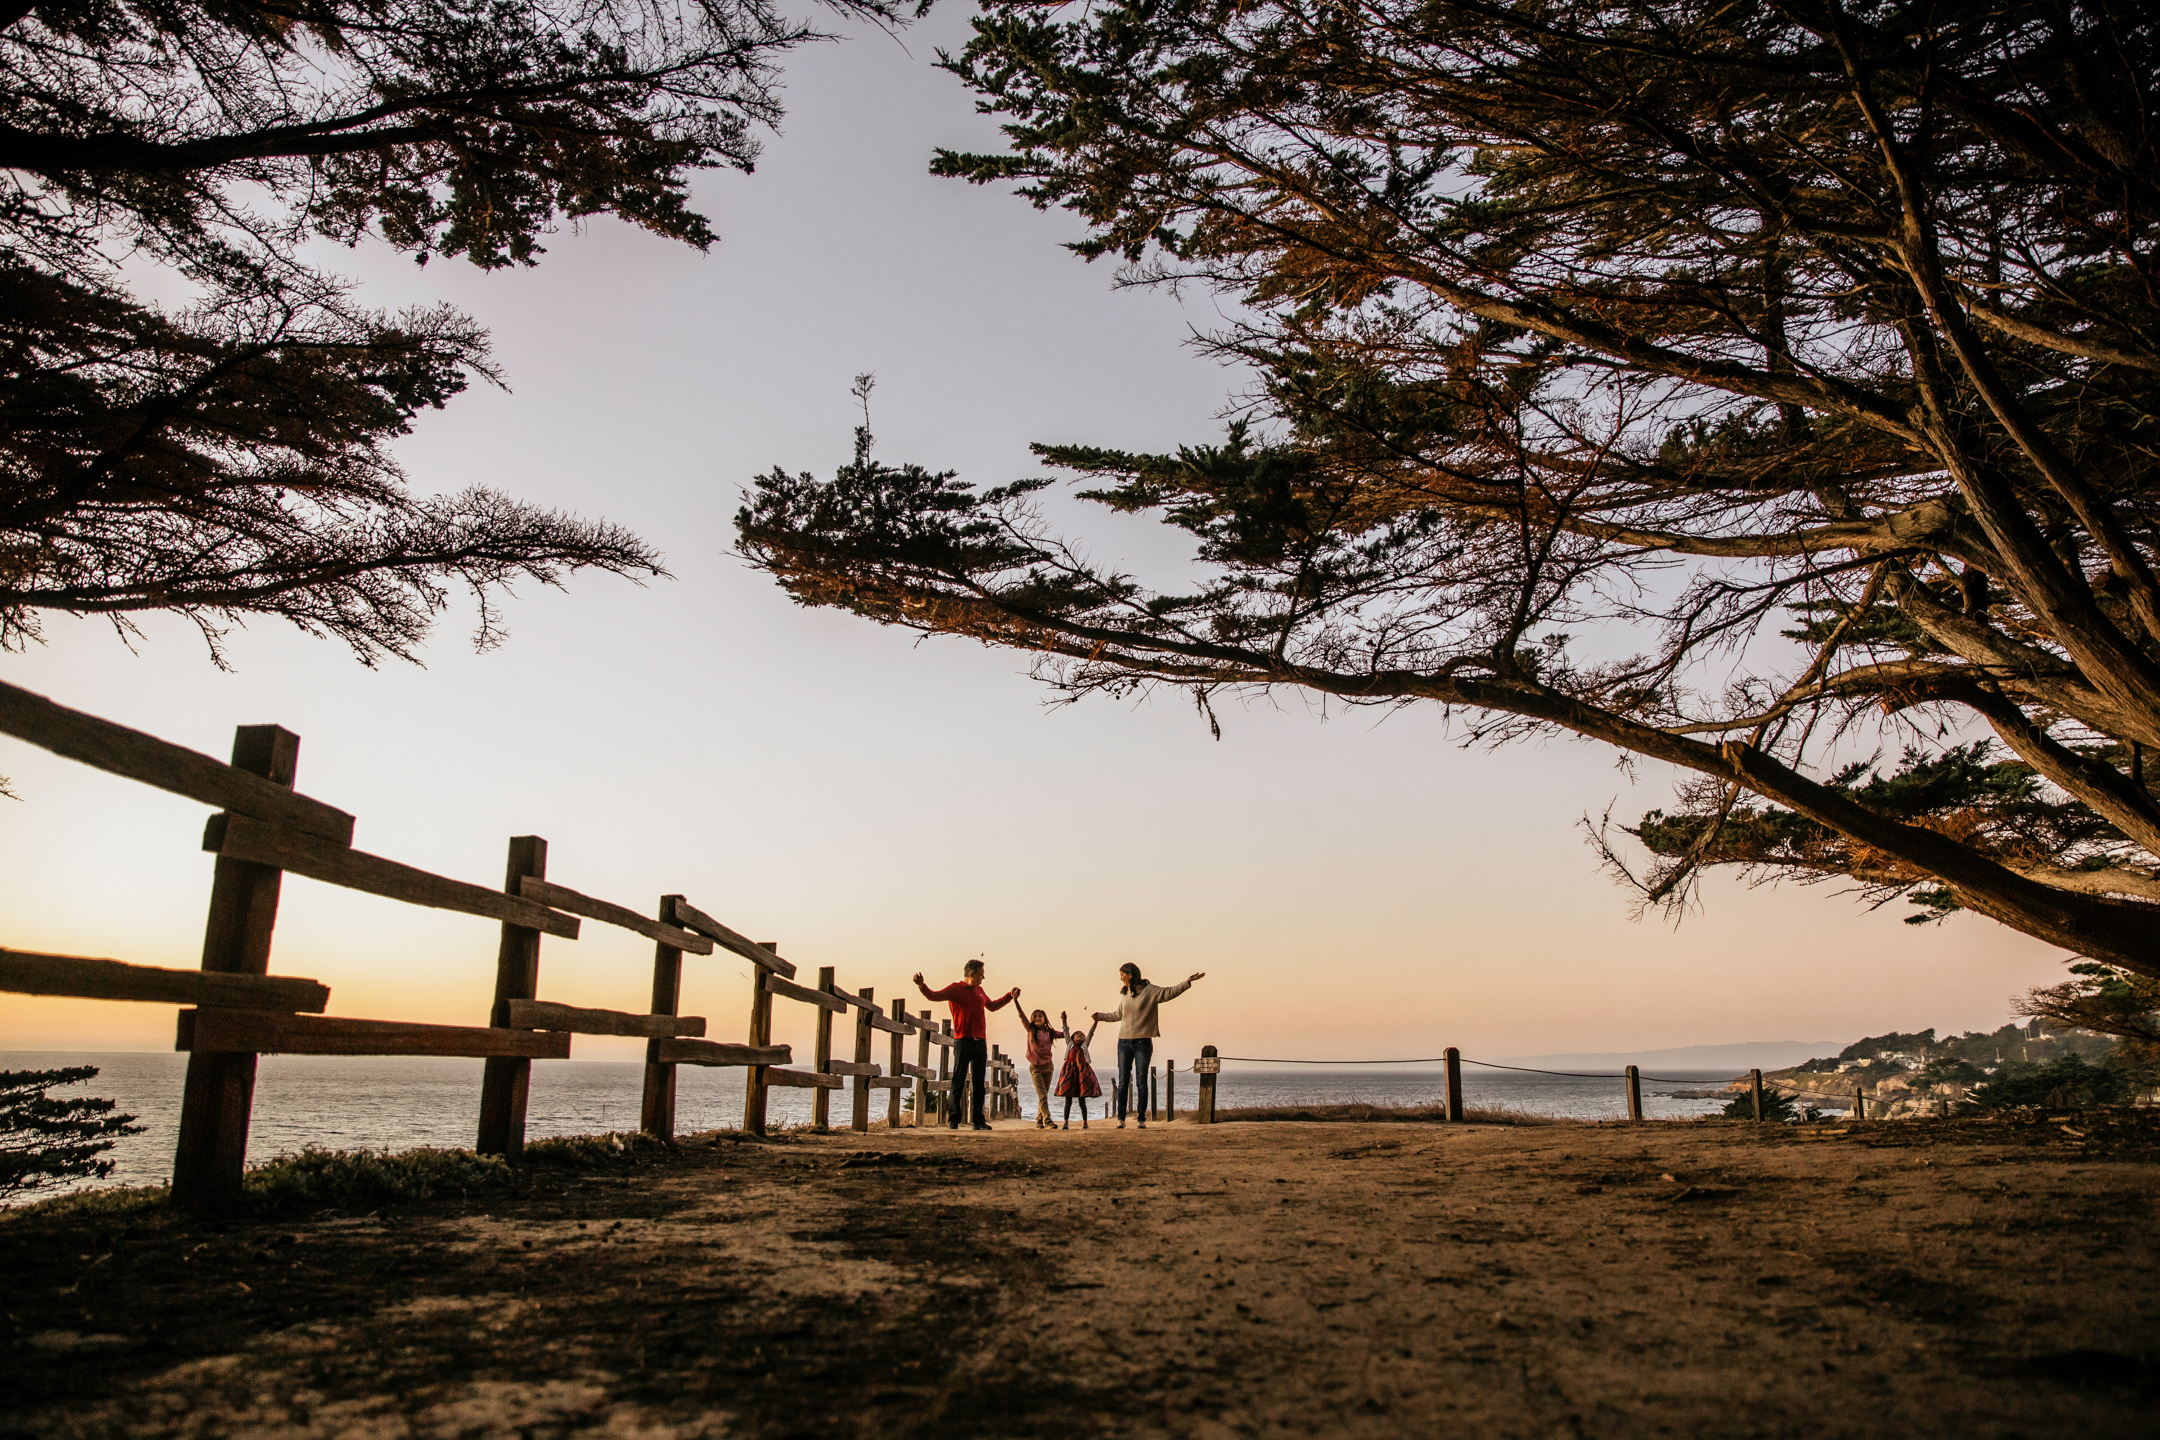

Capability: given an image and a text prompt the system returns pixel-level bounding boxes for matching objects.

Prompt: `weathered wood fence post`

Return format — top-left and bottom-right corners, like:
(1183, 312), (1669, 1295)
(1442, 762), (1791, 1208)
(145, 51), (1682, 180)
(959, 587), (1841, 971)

(1196, 1045), (1219, 1123)
(1750, 1068), (1765, 1121)
(742, 943), (779, 1136)
(1444, 1046), (1464, 1123)
(938, 1019), (952, 1125)
(1149, 1064), (1160, 1120)
(172, 724), (299, 1211)
(1625, 1064), (1642, 1122)
(991, 1043), (1004, 1120)
(1165, 1059), (1176, 1122)
(851, 988), (875, 1132)
(920, 1014), (937, 1122)
(886, 998), (908, 1129)
(1853, 1084), (1867, 1121)
(638, 894), (688, 1140)
(477, 835), (549, 1158)
(811, 965), (837, 1130)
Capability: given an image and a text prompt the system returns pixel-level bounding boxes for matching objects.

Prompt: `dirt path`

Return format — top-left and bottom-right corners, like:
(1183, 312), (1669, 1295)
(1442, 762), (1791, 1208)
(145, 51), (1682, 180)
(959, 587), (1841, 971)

(4, 1116), (2157, 1438)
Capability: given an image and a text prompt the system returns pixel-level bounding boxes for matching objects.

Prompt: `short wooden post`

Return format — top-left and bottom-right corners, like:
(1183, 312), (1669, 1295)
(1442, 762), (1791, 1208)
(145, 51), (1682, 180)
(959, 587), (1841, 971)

(639, 894), (688, 1139)
(1197, 1045), (1218, 1123)
(742, 942), (778, 1136)
(1165, 1059), (1176, 1122)
(938, 1019), (952, 1125)
(477, 835), (548, 1158)
(851, 988), (875, 1133)
(886, 998), (908, 1129)
(1854, 1085), (1866, 1121)
(1625, 1064), (1642, 1122)
(172, 724), (299, 1211)
(913, 1009), (932, 1127)
(811, 965), (837, 1130)
(1150, 1064), (1160, 1120)
(990, 1044), (1002, 1120)
(1444, 1046), (1464, 1123)
(1750, 1068), (1765, 1121)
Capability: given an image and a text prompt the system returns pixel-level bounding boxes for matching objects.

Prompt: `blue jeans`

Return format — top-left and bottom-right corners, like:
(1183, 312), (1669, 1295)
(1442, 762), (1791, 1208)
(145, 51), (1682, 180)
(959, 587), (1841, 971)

(1117, 1037), (1153, 1121)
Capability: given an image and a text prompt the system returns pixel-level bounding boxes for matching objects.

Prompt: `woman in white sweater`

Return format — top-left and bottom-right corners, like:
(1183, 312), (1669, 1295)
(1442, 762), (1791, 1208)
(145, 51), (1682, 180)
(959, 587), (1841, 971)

(1093, 963), (1206, 1130)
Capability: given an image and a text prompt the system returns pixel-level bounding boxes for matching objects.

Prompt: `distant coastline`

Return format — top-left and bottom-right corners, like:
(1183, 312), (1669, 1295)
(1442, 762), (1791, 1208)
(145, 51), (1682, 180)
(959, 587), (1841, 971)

(1505, 1041), (1839, 1071)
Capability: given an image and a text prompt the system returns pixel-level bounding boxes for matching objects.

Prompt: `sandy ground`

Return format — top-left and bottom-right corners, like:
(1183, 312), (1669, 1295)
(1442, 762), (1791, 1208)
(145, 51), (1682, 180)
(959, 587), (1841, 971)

(3, 1114), (2157, 1439)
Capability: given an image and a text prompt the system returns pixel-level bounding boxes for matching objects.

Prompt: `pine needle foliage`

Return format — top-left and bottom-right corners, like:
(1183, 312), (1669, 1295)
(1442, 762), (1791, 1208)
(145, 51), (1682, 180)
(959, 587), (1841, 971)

(0, 1066), (141, 1198)
(740, 0), (2160, 977)
(1, 0), (918, 662)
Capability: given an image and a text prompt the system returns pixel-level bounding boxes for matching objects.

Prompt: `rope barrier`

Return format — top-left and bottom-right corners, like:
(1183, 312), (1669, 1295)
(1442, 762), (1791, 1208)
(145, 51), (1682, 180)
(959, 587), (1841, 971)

(1213, 1055), (1735, 1087)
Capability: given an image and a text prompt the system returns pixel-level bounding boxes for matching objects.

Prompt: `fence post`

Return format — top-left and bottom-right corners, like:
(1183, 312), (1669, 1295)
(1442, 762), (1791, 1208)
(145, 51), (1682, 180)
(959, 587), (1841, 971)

(938, 1019), (952, 1125)
(742, 943), (778, 1136)
(1198, 1045), (1218, 1124)
(1751, 1068), (1765, 1121)
(477, 835), (548, 1158)
(172, 724), (299, 1212)
(639, 894), (687, 1140)
(1626, 1064), (1642, 1122)
(851, 988), (875, 1133)
(887, 998), (908, 1130)
(1853, 1084), (1866, 1121)
(989, 1044), (1003, 1120)
(1166, 1059), (1176, 1122)
(914, 1009), (932, 1127)
(1444, 1046), (1464, 1123)
(811, 965), (837, 1131)
(1150, 1064), (1160, 1121)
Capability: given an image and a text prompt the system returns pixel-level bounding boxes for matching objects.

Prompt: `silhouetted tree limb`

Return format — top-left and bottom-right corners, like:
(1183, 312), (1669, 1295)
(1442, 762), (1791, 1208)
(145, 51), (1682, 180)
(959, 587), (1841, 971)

(740, 0), (2160, 976)
(4, 0), (918, 660)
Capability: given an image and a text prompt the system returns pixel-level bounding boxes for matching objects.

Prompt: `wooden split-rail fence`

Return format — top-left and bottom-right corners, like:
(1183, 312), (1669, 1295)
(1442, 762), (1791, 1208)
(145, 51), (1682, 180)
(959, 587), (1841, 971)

(0, 681), (1022, 1213)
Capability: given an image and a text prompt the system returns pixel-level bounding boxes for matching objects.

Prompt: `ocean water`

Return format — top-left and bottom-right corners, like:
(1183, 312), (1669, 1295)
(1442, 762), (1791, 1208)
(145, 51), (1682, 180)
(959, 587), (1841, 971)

(3, 1052), (1743, 1198)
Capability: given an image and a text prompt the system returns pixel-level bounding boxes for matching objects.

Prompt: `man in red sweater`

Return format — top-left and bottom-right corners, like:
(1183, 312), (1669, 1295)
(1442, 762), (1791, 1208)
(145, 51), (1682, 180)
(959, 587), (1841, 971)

(914, 959), (1019, 1131)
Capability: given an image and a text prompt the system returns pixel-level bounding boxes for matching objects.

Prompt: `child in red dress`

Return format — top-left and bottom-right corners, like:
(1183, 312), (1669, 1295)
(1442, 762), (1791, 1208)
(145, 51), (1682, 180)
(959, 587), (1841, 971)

(1054, 1010), (1103, 1129)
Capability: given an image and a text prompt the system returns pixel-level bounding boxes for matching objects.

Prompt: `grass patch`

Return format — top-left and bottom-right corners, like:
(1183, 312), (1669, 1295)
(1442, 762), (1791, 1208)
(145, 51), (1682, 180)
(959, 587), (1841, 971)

(522, 1130), (676, 1168)
(2, 1182), (170, 1223)
(1213, 1100), (1557, 1126)
(240, 1145), (517, 1215)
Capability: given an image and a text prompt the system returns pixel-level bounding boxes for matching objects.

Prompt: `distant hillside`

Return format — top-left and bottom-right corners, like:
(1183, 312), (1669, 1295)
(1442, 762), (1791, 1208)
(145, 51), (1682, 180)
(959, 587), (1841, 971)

(1504, 1041), (1839, 1072)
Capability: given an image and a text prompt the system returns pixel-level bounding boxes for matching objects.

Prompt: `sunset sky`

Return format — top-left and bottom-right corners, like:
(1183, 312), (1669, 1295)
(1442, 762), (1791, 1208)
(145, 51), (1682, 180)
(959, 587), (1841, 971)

(0, 6), (2067, 1069)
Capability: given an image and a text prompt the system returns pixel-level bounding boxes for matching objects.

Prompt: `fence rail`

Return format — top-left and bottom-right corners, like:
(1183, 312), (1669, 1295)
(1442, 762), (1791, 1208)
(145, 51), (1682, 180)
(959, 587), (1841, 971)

(1, 948), (329, 1012)
(0, 679), (1034, 1213)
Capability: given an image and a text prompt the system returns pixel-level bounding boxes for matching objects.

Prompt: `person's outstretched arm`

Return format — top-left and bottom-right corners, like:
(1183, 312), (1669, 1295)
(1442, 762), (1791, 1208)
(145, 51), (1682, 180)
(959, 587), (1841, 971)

(1091, 1006), (1120, 1024)
(1157, 972), (1207, 1003)
(915, 972), (959, 1001)
(986, 986), (1020, 1012)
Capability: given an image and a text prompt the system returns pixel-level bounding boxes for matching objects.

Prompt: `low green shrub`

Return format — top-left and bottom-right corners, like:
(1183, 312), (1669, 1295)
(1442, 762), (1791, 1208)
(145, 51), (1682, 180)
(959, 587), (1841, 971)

(1720, 1089), (1808, 1121)
(241, 1145), (516, 1215)
(521, 1130), (674, 1168)
(1957, 1054), (2136, 1113)
(2, 1182), (169, 1223)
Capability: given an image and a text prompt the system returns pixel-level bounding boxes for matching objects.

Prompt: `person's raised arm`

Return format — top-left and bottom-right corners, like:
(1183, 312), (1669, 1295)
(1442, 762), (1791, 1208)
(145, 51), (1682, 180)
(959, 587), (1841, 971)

(915, 972), (956, 1002)
(1159, 972), (1206, 1002)
(986, 986), (1020, 1012)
